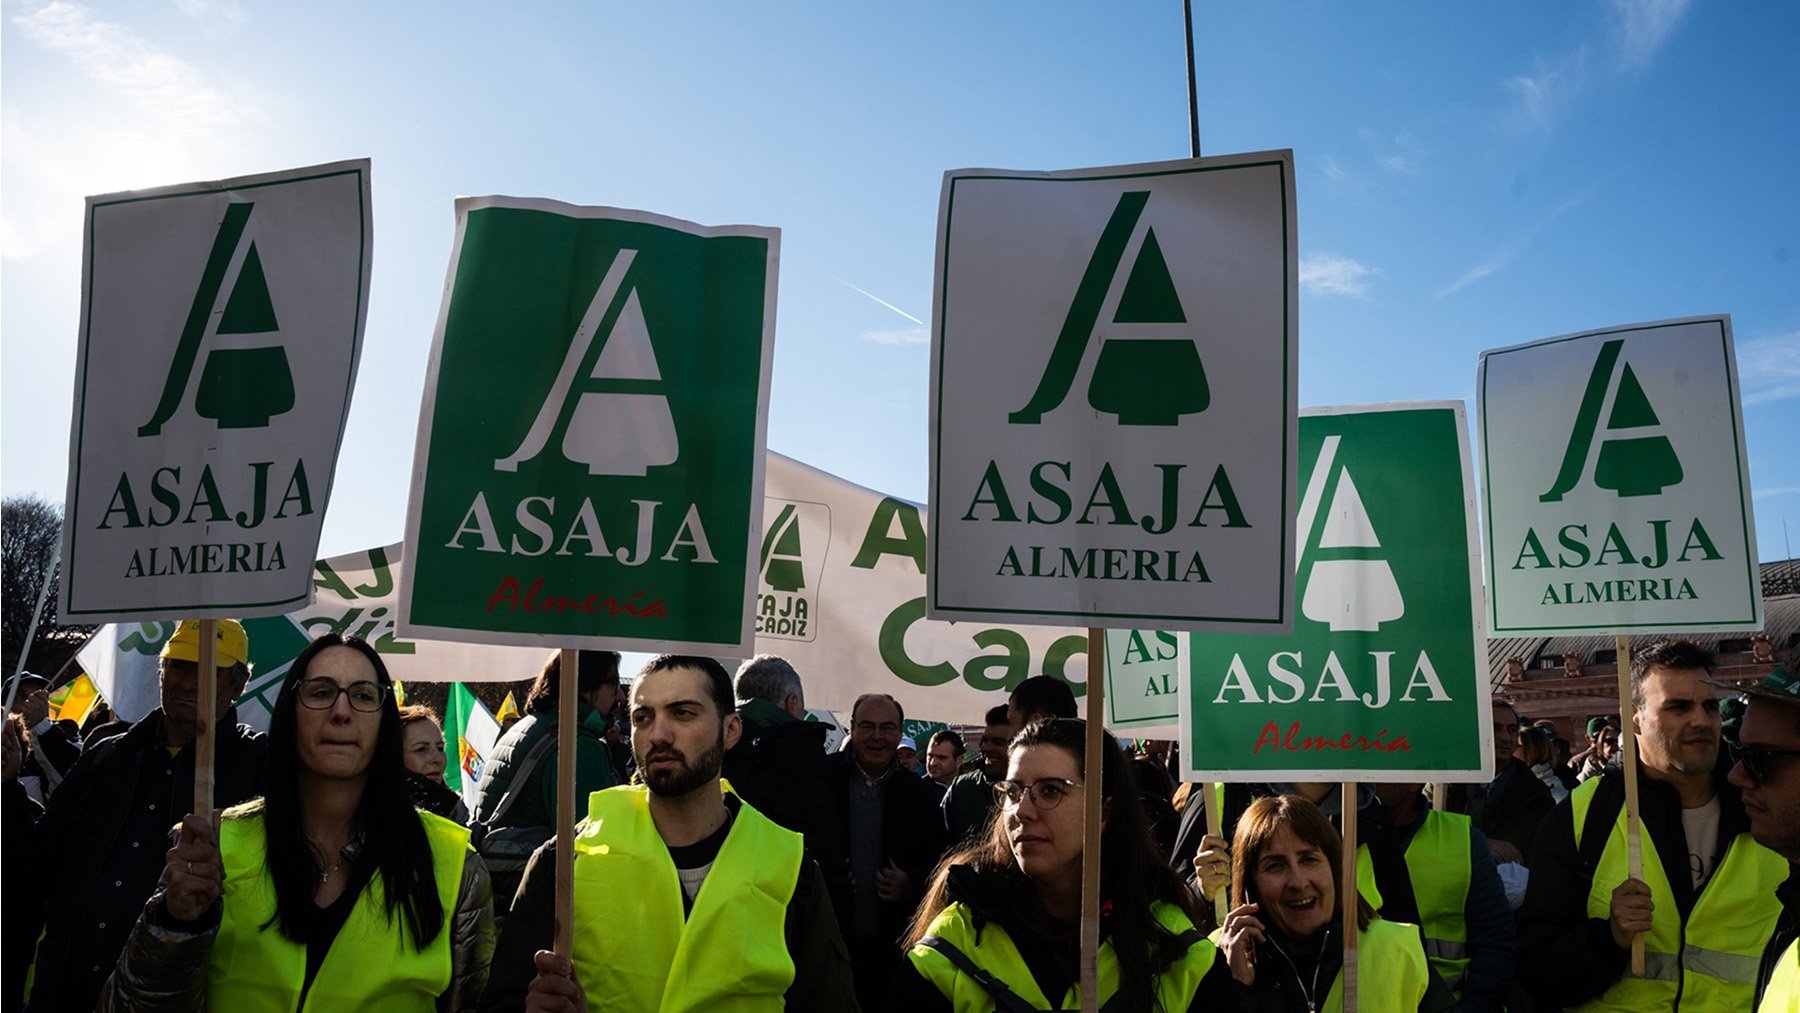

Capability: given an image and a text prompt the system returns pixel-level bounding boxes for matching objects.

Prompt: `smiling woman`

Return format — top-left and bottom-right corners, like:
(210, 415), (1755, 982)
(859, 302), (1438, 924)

(97, 633), (496, 1013)
(1217, 794), (1456, 1011)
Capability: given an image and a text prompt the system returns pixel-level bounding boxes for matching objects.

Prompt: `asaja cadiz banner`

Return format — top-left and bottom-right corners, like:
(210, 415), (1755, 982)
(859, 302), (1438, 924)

(928, 153), (1297, 632)
(1478, 316), (1762, 636)
(401, 197), (778, 654)
(1180, 403), (1492, 782)
(60, 160), (372, 622)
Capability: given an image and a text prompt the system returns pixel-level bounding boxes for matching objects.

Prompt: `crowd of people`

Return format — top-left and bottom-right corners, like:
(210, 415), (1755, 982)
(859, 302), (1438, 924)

(3, 622), (1797, 1011)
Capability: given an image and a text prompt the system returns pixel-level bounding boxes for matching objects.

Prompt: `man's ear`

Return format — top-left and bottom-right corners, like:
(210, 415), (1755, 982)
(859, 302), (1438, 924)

(723, 712), (744, 751)
(783, 691), (805, 719)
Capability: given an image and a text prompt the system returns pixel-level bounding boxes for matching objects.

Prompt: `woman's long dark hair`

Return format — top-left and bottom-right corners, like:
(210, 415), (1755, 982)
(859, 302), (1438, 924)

(906, 718), (1201, 1013)
(260, 633), (444, 948)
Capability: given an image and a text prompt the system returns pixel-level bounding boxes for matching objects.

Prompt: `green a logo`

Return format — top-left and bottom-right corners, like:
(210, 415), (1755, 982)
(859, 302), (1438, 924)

(1298, 435), (1403, 632)
(494, 249), (679, 477)
(1541, 339), (1683, 502)
(140, 202), (296, 435)
(1010, 191), (1207, 426)
(760, 503), (806, 592)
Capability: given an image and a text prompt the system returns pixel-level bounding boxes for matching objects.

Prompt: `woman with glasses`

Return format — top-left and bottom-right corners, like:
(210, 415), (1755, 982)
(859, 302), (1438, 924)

(891, 718), (1231, 1012)
(1215, 793), (1456, 1011)
(99, 633), (495, 1012)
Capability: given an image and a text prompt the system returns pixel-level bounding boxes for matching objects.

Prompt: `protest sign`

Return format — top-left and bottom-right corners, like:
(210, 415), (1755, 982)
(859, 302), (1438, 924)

(1478, 316), (1762, 635)
(928, 152), (1297, 631)
(1181, 403), (1491, 782)
(401, 197), (778, 654)
(60, 160), (372, 623)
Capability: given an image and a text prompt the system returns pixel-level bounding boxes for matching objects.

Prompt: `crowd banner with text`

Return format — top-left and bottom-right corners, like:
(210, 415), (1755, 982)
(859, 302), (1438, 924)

(59, 160), (373, 623)
(928, 152), (1298, 632)
(1180, 403), (1493, 782)
(399, 196), (779, 654)
(1478, 315), (1763, 637)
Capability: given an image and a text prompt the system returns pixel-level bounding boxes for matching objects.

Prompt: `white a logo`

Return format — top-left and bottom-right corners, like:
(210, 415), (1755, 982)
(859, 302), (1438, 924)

(1297, 435), (1403, 632)
(495, 250), (679, 476)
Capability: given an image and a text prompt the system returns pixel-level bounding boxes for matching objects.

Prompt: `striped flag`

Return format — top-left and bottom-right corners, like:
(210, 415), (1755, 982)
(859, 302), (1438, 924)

(442, 683), (501, 805)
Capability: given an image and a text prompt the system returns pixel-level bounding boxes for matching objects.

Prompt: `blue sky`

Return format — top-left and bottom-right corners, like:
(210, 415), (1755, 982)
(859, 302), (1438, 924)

(4, 0), (1797, 565)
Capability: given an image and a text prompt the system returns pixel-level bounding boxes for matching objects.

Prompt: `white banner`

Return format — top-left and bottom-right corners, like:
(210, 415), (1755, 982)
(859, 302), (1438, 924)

(60, 160), (372, 624)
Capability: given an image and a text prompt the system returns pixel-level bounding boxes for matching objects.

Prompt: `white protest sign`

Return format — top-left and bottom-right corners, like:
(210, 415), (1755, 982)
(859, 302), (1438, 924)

(928, 153), (1298, 632)
(60, 161), (372, 623)
(1479, 316), (1763, 635)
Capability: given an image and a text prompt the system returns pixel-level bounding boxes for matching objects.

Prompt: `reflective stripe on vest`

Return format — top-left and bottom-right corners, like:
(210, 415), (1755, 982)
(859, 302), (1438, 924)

(1402, 809), (1473, 994)
(908, 898), (1214, 1011)
(571, 782), (802, 1012)
(1568, 776), (1787, 1011)
(1759, 938), (1800, 1013)
(210, 805), (466, 1012)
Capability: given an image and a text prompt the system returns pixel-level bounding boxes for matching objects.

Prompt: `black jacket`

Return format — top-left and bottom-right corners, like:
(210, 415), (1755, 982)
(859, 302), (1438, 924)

(1517, 761), (1755, 1008)
(5, 779), (44, 1013)
(722, 701), (853, 930)
(27, 709), (264, 1013)
(1446, 757), (1555, 865)
(827, 750), (951, 944)
(1225, 918), (1459, 1012)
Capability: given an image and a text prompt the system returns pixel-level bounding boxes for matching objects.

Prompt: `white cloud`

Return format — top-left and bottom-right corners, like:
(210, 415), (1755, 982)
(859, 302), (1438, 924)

(1610, 0), (1691, 70)
(1299, 254), (1378, 298)
(1738, 331), (1800, 406)
(1439, 190), (1593, 297)
(1504, 53), (1586, 133)
(14, 2), (245, 131)
(857, 327), (929, 346)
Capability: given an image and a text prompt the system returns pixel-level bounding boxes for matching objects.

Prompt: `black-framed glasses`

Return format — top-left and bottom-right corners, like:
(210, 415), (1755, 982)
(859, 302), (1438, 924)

(994, 777), (1084, 810)
(1728, 740), (1800, 784)
(296, 678), (388, 713)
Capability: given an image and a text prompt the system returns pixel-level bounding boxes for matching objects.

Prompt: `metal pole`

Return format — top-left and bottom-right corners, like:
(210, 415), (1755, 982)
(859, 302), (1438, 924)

(3, 552), (60, 715)
(1183, 0), (1201, 158)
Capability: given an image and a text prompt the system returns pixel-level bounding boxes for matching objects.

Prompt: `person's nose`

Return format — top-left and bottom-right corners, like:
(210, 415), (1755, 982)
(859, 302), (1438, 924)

(1727, 759), (1754, 791)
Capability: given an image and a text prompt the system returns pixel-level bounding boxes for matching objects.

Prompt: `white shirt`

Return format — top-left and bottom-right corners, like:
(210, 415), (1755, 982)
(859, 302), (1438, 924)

(1681, 795), (1722, 890)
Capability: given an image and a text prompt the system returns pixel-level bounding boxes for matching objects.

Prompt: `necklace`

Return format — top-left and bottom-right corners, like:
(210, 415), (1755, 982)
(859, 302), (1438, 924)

(317, 859), (343, 883)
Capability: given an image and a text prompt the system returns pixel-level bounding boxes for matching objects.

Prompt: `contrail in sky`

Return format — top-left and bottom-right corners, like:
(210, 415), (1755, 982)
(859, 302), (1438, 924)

(837, 277), (924, 325)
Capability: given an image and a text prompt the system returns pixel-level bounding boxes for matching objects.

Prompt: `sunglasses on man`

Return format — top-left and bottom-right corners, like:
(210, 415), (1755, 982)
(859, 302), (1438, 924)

(1727, 739), (1800, 784)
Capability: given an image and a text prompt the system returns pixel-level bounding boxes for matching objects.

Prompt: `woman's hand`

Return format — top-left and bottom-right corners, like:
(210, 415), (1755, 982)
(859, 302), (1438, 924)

(526, 950), (588, 1013)
(162, 811), (224, 923)
(1218, 901), (1264, 986)
(1191, 834), (1231, 902)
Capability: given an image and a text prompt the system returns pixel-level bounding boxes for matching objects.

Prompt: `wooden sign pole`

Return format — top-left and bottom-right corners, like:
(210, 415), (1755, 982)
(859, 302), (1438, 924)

(1614, 634), (1646, 976)
(1204, 781), (1228, 921)
(1340, 781), (1359, 1012)
(194, 618), (217, 821)
(1080, 627), (1105, 1013)
(554, 648), (579, 959)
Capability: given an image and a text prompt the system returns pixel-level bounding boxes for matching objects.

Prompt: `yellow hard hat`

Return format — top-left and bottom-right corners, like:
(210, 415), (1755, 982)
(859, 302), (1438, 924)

(160, 619), (250, 668)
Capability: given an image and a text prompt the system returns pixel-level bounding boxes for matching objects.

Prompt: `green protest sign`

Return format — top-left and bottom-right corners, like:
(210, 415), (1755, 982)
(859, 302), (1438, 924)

(401, 197), (778, 653)
(1180, 403), (1492, 781)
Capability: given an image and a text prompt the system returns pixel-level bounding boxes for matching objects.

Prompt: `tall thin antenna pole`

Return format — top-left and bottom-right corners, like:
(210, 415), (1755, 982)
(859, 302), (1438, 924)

(1183, 0), (1201, 157)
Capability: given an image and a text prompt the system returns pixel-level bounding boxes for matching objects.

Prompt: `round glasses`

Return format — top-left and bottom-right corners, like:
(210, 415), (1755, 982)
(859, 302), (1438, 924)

(296, 678), (388, 713)
(994, 777), (1084, 810)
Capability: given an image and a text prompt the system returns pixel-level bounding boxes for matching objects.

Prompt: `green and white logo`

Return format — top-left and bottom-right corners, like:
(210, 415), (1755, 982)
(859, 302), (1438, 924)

(401, 197), (778, 654)
(60, 160), (372, 623)
(929, 153), (1297, 631)
(757, 499), (829, 642)
(1479, 317), (1763, 636)
(1181, 403), (1491, 782)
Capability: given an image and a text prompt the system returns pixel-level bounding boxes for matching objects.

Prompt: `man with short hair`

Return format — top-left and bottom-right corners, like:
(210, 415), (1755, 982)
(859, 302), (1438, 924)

(1720, 663), (1800, 1009)
(721, 653), (852, 932)
(7, 672), (80, 803)
(1006, 674), (1077, 728)
(27, 619), (265, 1013)
(924, 729), (964, 790)
(484, 655), (856, 1011)
(1447, 698), (1555, 867)
(942, 703), (1014, 843)
(1519, 640), (1787, 1010)
(829, 693), (948, 1010)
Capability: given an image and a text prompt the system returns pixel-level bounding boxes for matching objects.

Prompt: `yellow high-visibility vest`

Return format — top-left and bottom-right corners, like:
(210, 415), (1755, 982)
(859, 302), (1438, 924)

(210, 805), (467, 1012)
(910, 898), (1215, 1011)
(570, 783), (802, 1012)
(1569, 777), (1786, 1011)
(1401, 809), (1474, 996)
